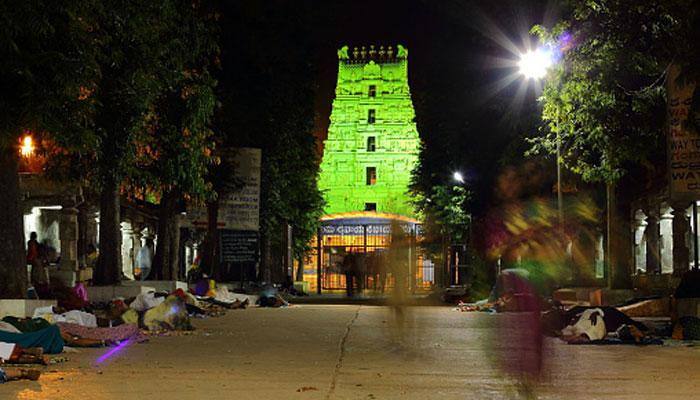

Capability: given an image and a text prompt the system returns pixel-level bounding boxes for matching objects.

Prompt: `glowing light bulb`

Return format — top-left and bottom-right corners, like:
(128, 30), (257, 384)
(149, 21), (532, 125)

(518, 47), (553, 80)
(20, 135), (34, 157)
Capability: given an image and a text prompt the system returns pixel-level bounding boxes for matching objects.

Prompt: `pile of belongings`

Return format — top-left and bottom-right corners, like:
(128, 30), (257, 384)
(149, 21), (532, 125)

(257, 285), (289, 308)
(0, 302), (149, 385)
(0, 342), (43, 383)
(455, 269), (547, 313)
(543, 306), (662, 345)
(120, 291), (194, 332)
(192, 280), (254, 309)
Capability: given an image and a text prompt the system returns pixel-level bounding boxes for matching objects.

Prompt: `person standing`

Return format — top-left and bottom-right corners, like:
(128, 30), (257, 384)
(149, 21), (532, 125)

(342, 253), (355, 297)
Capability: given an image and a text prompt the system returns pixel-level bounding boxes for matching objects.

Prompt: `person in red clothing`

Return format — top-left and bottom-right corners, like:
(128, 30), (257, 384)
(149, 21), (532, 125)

(26, 232), (39, 263)
(26, 232), (44, 286)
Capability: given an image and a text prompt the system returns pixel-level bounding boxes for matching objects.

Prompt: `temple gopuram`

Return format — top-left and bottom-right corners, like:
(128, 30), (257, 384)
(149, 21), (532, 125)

(302, 45), (432, 294)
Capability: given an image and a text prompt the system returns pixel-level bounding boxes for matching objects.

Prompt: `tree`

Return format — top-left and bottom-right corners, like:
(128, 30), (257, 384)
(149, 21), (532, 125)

(529, 0), (699, 287)
(91, 0), (182, 284)
(0, 0), (98, 296)
(129, 0), (219, 281)
(411, 178), (471, 256)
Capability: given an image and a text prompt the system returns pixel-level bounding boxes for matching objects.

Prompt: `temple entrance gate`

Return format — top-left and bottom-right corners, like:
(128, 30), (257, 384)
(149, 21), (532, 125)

(302, 212), (433, 294)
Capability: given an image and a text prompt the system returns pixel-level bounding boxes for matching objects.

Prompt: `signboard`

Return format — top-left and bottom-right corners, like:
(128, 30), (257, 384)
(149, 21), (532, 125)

(320, 223), (421, 236)
(668, 65), (699, 200)
(219, 230), (259, 263)
(185, 148), (261, 230)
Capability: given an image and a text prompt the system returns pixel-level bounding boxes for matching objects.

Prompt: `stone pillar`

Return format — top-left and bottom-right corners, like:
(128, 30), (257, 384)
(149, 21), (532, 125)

(672, 204), (691, 274)
(59, 202), (79, 272)
(120, 222), (135, 280)
(644, 209), (661, 275)
(660, 208), (674, 273)
(633, 211), (648, 273)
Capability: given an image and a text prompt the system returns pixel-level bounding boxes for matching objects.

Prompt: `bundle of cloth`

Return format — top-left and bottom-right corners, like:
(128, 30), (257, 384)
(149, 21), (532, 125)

(143, 295), (192, 331)
(191, 279), (253, 309)
(32, 306), (97, 327)
(57, 322), (147, 344)
(123, 294), (193, 331)
(257, 285), (288, 308)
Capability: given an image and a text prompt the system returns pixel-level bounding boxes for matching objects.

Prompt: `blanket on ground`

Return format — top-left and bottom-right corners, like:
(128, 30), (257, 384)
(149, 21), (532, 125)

(57, 322), (147, 343)
(0, 325), (64, 354)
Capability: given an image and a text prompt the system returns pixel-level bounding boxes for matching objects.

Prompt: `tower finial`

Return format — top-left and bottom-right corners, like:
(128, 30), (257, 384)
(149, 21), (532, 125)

(337, 45), (349, 60)
(397, 44), (408, 59)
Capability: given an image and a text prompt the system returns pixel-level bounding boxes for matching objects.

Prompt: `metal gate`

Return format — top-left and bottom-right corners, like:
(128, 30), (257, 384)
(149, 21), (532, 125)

(302, 218), (434, 294)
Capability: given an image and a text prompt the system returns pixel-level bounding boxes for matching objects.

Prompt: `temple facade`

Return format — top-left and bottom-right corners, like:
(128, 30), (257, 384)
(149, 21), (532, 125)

(318, 44), (420, 217)
(299, 45), (432, 294)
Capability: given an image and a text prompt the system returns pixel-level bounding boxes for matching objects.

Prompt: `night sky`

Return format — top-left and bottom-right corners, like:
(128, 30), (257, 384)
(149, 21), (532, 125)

(216, 0), (561, 214)
(311, 0), (558, 142)
(306, 0), (560, 213)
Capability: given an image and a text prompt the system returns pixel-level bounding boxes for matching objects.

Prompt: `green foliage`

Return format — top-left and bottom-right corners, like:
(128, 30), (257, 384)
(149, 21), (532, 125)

(528, 0), (698, 183)
(128, 0), (219, 203)
(412, 182), (471, 255)
(91, 0), (172, 187)
(0, 0), (98, 151)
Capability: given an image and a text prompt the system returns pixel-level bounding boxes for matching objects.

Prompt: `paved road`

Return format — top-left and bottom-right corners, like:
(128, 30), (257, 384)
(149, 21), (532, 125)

(1, 305), (699, 399)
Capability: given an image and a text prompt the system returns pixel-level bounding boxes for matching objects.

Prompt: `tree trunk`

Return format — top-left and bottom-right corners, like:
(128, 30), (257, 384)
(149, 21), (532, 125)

(77, 202), (89, 267)
(200, 200), (219, 279)
(606, 181), (633, 289)
(259, 232), (272, 283)
(0, 148), (28, 298)
(295, 256), (304, 282)
(153, 190), (181, 280)
(95, 177), (122, 285)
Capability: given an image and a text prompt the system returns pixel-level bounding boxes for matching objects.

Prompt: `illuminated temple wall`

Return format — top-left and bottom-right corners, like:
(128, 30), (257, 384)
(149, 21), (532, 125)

(302, 46), (431, 293)
(318, 45), (420, 217)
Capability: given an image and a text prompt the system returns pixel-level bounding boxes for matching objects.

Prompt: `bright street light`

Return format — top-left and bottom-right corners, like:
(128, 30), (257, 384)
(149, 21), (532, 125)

(20, 135), (34, 157)
(518, 47), (553, 79)
(453, 171), (464, 184)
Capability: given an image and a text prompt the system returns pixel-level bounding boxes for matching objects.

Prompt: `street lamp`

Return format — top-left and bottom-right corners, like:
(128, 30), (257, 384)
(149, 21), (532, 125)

(20, 135), (34, 158)
(518, 48), (553, 80)
(518, 47), (562, 226)
(453, 171), (465, 184)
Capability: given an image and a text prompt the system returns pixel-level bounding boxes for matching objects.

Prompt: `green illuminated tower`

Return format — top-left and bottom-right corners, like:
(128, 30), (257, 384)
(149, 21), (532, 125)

(318, 44), (420, 217)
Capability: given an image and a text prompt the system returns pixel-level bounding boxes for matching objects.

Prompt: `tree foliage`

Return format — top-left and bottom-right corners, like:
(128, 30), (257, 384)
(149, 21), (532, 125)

(529, 0), (699, 183)
(0, 0), (98, 296)
(129, 1), (219, 202)
(412, 182), (470, 255)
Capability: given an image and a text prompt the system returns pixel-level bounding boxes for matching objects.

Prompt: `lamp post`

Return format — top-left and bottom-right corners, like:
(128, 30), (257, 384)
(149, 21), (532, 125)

(518, 48), (562, 226)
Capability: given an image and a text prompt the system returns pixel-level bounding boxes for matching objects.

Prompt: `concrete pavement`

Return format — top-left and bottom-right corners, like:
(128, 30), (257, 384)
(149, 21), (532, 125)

(1, 305), (699, 399)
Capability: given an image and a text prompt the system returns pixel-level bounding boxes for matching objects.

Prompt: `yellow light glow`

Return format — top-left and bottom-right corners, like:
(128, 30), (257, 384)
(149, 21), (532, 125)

(20, 135), (34, 157)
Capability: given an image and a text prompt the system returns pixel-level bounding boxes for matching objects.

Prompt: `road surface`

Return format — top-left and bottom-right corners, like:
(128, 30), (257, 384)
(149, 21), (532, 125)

(1, 305), (699, 399)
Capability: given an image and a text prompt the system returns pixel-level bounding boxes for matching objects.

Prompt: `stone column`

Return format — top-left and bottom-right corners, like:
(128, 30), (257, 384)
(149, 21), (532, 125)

(644, 209), (661, 275)
(59, 201), (79, 272)
(660, 208), (674, 273)
(672, 204), (691, 274)
(120, 222), (135, 280)
(633, 211), (648, 273)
